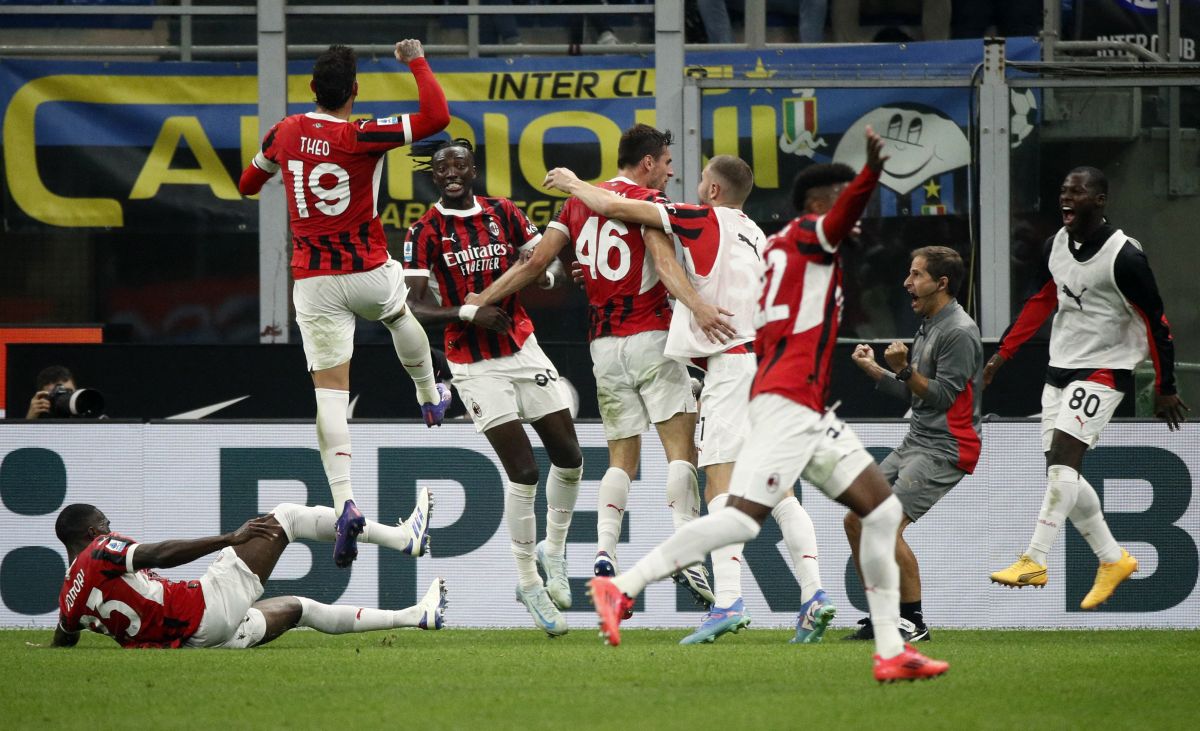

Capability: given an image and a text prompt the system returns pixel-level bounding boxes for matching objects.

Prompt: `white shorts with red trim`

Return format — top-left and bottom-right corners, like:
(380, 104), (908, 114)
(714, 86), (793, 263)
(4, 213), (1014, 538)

(1040, 380), (1125, 452)
(449, 335), (572, 433)
(729, 394), (875, 507)
(696, 351), (756, 468)
(591, 330), (697, 441)
(186, 547), (267, 649)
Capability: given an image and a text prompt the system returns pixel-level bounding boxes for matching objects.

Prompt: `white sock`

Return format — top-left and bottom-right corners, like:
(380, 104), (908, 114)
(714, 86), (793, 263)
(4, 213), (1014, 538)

(707, 493), (745, 608)
(297, 596), (423, 633)
(1027, 465), (1082, 565)
(1069, 475), (1122, 563)
(506, 481), (540, 589)
(314, 388), (353, 509)
(859, 495), (904, 659)
(665, 460), (700, 530)
(271, 503), (415, 552)
(597, 467), (630, 558)
(384, 308), (439, 404)
(545, 464), (582, 555)
(614, 507), (760, 599)
(772, 496), (822, 604)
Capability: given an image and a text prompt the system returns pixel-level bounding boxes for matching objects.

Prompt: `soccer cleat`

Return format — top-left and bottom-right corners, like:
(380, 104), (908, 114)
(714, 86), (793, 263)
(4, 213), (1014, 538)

(535, 540), (571, 610)
(873, 643), (950, 683)
(842, 616), (874, 641)
(791, 589), (837, 644)
(515, 584), (567, 637)
(990, 555), (1048, 588)
(333, 499), (366, 568)
(593, 551), (617, 577)
(671, 565), (715, 611)
(680, 598), (751, 645)
(1080, 549), (1138, 610)
(421, 382), (452, 428)
(588, 577), (634, 647)
(403, 486), (434, 557)
(899, 617), (931, 643)
(417, 577), (448, 630)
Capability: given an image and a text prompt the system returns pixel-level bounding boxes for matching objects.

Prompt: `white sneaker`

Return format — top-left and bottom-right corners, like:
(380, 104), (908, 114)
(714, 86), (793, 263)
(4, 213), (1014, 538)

(403, 486), (433, 557)
(417, 577), (447, 630)
(597, 30), (620, 45)
(535, 540), (571, 610)
(515, 584), (568, 637)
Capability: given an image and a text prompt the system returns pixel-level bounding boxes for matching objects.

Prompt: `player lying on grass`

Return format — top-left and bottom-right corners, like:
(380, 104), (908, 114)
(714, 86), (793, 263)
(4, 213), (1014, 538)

(50, 492), (442, 650)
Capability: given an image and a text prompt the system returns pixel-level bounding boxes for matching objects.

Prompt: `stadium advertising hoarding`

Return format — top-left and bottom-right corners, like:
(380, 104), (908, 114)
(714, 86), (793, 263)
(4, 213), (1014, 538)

(1, 420), (1197, 630)
(0, 39), (1038, 234)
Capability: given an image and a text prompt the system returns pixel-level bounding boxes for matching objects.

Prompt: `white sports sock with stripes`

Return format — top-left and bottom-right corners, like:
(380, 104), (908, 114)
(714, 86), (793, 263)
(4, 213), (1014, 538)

(314, 388), (353, 510)
(707, 493), (745, 608)
(384, 308), (440, 405)
(297, 597), (424, 633)
(773, 496), (823, 604)
(596, 467), (631, 559)
(506, 481), (541, 590)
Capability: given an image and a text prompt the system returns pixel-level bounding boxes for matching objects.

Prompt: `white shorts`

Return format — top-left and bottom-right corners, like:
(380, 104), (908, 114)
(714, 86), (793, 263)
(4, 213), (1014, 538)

(728, 394), (875, 507)
(449, 335), (572, 433)
(591, 330), (698, 441)
(185, 547), (267, 649)
(1040, 380), (1125, 452)
(696, 352), (756, 468)
(294, 258), (409, 371)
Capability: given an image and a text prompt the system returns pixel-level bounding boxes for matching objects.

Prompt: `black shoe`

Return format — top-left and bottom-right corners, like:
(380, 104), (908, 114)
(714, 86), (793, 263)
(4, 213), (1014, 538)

(899, 617), (931, 642)
(842, 616), (874, 640)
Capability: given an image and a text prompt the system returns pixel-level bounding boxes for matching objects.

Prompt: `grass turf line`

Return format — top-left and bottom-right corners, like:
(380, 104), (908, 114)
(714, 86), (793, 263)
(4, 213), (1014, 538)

(2, 628), (1195, 730)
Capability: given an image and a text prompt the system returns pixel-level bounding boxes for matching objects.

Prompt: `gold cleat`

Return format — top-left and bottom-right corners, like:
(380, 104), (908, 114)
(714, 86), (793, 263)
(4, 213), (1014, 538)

(990, 555), (1048, 588)
(1080, 549), (1138, 610)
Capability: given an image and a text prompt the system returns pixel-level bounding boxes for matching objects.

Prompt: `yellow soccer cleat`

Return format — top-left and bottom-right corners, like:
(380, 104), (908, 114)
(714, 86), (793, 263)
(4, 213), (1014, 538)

(990, 555), (1048, 588)
(1080, 549), (1138, 610)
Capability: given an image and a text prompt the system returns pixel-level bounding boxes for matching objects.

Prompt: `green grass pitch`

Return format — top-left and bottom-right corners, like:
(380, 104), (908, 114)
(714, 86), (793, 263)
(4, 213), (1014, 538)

(2, 627), (1196, 729)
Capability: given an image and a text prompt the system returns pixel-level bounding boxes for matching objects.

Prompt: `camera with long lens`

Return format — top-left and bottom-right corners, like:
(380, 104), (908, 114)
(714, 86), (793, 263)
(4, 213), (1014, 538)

(47, 384), (105, 418)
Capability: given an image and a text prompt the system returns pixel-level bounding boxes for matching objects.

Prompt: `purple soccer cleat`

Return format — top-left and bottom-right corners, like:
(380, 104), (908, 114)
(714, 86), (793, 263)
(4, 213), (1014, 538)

(333, 499), (366, 568)
(421, 383), (452, 428)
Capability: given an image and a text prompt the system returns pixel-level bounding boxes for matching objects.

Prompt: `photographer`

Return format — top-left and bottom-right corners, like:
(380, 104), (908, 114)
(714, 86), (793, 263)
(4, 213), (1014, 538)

(25, 365), (104, 419)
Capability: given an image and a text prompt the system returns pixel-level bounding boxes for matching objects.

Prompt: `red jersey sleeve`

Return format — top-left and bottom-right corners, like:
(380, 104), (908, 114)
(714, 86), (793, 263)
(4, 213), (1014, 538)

(403, 218), (436, 277)
(817, 165), (880, 250)
(501, 199), (542, 251)
(238, 119), (284, 195)
(351, 57), (449, 153)
(657, 202), (720, 276)
(997, 278), (1058, 360)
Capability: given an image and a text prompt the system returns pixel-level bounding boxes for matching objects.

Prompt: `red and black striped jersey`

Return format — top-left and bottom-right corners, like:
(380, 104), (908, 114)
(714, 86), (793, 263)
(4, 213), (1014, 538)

(751, 166), (880, 411)
(547, 177), (672, 340)
(405, 196), (539, 364)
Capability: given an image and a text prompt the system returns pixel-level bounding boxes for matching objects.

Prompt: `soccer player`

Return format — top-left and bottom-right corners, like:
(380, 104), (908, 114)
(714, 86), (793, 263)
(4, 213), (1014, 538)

(237, 40), (452, 570)
(51, 495), (442, 650)
(467, 124), (737, 609)
(987, 166), (1187, 607)
(402, 139), (583, 637)
(847, 246), (983, 643)
(543, 156), (836, 645)
(587, 127), (950, 683)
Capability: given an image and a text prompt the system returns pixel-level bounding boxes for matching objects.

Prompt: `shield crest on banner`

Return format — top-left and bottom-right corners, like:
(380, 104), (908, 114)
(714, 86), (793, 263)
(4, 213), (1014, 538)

(780, 96), (827, 158)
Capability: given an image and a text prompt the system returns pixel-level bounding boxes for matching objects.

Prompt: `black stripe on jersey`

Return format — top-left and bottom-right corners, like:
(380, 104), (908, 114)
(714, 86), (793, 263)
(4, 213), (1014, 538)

(357, 221), (372, 260)
(809, 280), (838, 384)
(456, 215), (490, 363)
(618, 295), (634, 325)
(356, 130), (408, 143)
(431, 222), (463, 306)
(671, 206), (709, 220)
(319, 235), (342, 270)
(339, 230), (364, 271)
(598, 299), (617, 338)
(673, 224), (705, 240)
(262, 126), (278, 155)
(301, 235), (321, 270)
(760, 338), (789, 380)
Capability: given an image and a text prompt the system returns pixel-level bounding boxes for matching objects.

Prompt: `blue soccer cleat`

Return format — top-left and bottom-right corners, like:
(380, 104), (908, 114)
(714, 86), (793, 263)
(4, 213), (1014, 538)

(333, 499), (366, 568)
(679, 598), (751, 645)
(421, 383), (452, 428)
(791, 589), (837, 644)
(593, 551), (617, 577)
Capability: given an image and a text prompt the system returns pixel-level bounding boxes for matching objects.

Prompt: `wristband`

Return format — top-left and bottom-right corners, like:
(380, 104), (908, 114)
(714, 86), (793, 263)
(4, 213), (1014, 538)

(540, 271), (556, 290)
(459, 304), (479, 322)
(895, 365), (914, 382)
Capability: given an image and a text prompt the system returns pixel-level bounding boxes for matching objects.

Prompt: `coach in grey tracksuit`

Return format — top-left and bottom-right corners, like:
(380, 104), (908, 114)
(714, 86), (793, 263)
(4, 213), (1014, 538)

(843, 245), (983, 643)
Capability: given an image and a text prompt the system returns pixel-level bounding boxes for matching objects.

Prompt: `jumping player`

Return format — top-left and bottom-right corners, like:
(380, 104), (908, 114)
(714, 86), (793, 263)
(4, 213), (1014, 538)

(403, 139), (583, 637)
(988, 166), (1187, 608)
(238, 40), (452, 569)
(543, 156), (836, 645)
(51, 496), (441, 650)
(467, 124), (735, 609)
(587, 127), (950, 683)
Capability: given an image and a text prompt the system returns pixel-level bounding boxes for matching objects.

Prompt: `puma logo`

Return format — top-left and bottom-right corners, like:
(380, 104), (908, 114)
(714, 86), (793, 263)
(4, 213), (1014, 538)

(1062, 283), (1087, 310)
(605, 503), (625, 515)
(737, 232), (759, 257)
(1075, 414), (1086, 428)
(335, 451), (351, 458)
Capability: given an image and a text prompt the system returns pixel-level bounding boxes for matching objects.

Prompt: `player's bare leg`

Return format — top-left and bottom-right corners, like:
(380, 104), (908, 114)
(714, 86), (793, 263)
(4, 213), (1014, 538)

(484, 419), (566, 636)
(249, 578), (448, 647)
(311, 361), (364, 568)
(654, 411), (713, 608)
(529, 410), (583, 610)
(596, 435), (639, 576)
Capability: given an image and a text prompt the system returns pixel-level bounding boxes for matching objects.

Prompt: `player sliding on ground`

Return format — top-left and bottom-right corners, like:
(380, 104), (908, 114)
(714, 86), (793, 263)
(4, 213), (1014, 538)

(543, 156), (837, 646)
(586, 127), (950, 683)
(237, 40), (452, 570)
(50, 495), (441, 650)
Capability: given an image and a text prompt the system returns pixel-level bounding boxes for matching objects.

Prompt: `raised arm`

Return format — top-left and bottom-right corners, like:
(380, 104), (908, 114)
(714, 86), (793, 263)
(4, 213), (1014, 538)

(467, 227), (569, 306)
(817, 126), (887, 247)
(394, 40), (450, 141)
(131, 516), (279, 571)
(644, 228), (736, 343)
(543, 168), (664, 229)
